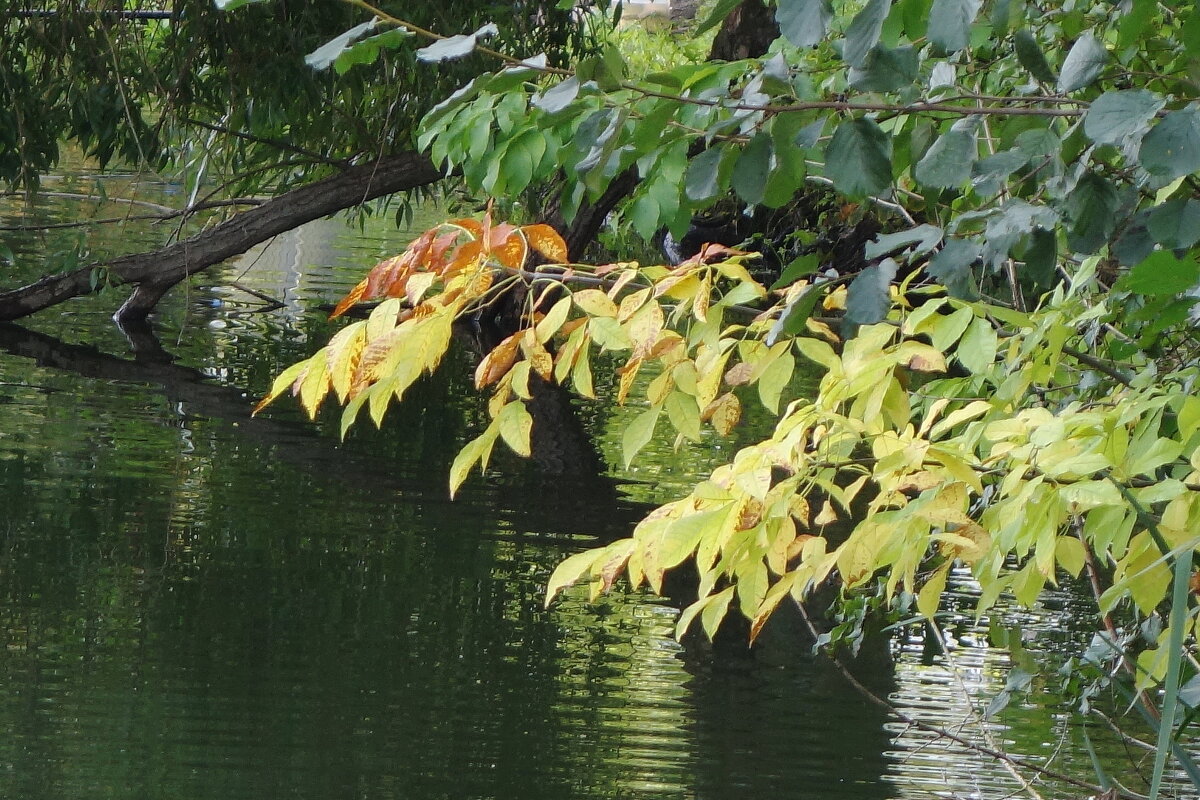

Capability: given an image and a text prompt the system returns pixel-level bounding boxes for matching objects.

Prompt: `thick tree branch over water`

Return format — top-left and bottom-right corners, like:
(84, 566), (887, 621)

(0, 152), (444, 325)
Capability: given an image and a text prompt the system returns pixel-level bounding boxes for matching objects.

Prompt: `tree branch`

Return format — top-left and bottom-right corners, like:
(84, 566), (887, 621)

(0, 152), (444, 324)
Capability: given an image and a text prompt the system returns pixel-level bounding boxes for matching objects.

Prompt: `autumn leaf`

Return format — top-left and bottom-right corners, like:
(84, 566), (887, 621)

(522, 223), (569, 262)
(474, 333), (522, 389)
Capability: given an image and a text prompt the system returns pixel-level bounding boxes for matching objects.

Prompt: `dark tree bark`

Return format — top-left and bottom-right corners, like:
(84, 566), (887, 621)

(0, 152), (444, 324)
(560, 1), (779, 253)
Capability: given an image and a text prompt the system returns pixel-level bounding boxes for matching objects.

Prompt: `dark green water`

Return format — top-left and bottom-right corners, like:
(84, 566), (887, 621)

(0, 171), (1168, 798)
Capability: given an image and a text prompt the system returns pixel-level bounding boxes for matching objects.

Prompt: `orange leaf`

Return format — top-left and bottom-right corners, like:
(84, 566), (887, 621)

(447, 218), (483, 238)
(522, 224), (569, 262)
(474, 333), (522, 389)
(491, 232), (527, 270)
(330, 277), (369, 319)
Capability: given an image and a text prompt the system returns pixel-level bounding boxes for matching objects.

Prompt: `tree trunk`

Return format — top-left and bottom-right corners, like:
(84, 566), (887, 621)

(0, 152), (444, 324)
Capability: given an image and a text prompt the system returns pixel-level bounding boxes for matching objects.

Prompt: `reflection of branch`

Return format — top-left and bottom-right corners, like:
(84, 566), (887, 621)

(0, 322), (641, 538)
(0, 198), (263, 232)
(792, 603), (1135, 800)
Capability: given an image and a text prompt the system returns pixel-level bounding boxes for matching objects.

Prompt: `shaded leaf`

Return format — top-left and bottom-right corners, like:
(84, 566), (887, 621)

(1057, 35), (1108, 93)
(927, 238), (981, 299)
(1014, 29), (1056, 83)
(844, 258), (898, 337)
(848, 45), (919, 92)
(825, 117), (893, 198)
(732, 134), (773, 205)
(843, 0), (892, 68)
(416, 23), (498, 63)
(776, 0), (834, 47)
(915, 117), (980, 189)
(1084, 90), (1164, 146)
(1139, 107), (1200, 180)
(927, 0), (981, 54)
(1147, 200), (1200, 251)
(1066, 172), (1119, 255)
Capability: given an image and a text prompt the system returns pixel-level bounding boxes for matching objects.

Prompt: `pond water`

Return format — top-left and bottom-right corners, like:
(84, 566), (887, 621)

(0, 170), (1171, 798)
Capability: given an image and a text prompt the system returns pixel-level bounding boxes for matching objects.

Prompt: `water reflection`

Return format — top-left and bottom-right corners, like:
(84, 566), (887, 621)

(0, 172), (1175, 799)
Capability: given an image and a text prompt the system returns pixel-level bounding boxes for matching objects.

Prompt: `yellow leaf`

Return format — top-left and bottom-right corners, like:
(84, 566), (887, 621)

(617, 357), (643, 405)
(814, 500), (838, 526)
(534, 296), (572, 343)
(253, 359), (308, 415)
(572, 288), (618, 317)
(702, 392), (741, 435)
(917, 564), (950, 619)
(544, 548), (604, 607)
(496, 400), (533, 457)
(298, 349), (331, 419)
(323, 322), (368, 402)
(618, 287), (652, 322)
(449, 427), (498, 498)
(626, 302), (665, 360)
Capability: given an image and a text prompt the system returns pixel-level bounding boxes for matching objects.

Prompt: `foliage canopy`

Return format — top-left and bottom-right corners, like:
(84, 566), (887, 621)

(243, 0), (1200, 794)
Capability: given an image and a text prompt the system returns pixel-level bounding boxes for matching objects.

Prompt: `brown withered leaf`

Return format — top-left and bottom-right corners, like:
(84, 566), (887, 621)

(724, 362), (755, 386)
(474, 334), (521, 389)
(522, 224), (569, 263)
(735, 498), (764, 530)
(679, 242), (748, 266)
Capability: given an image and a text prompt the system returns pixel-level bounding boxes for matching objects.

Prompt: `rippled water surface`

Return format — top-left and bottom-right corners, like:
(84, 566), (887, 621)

(0, 170), (1172, 798)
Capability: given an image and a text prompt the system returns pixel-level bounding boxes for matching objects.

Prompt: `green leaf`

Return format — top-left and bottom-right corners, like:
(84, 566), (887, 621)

(844, 258), (898, 337)
(1057, 35), (1108, 93)
(1139, 107), (1200, 180)
(956, 316), (998, 374)
(416, 23), (498, 63)
(927, 238), (981, 299)
(824, 117), (893, 198)
(766, 283), (824, 344)
(732, 134), (773, 205)
(847, 45), (919, 92)
(1147, 200), (1200, 251)
(927, 0), (981, 54)
(776, 0), (834, 48)
(1084, 90), (1164, 146)
(533, 76), (580, 114)
(843, 0), (892, 68)
(1117, 0), (1156, 49)
(1066, 172), (1119, 255)
(865, 225), (943, 259)
(971, 149), (1029, 196)
(915, 116), (979, 189)
(214, 0), (270, 8)
(304, 20), (379, 71)
(1118, 251), (1200, 296)
(665, 391), (703, 441)
(1020, 227), (1058, 295)
(684, 147), (727, 202)
(332, 28), (414, 75)
(623, 407), (661, 469)
(1014, 29), (1056, 83)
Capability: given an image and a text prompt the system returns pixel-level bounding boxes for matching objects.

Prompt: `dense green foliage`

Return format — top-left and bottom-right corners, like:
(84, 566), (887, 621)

(0, 1), (598, 193)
